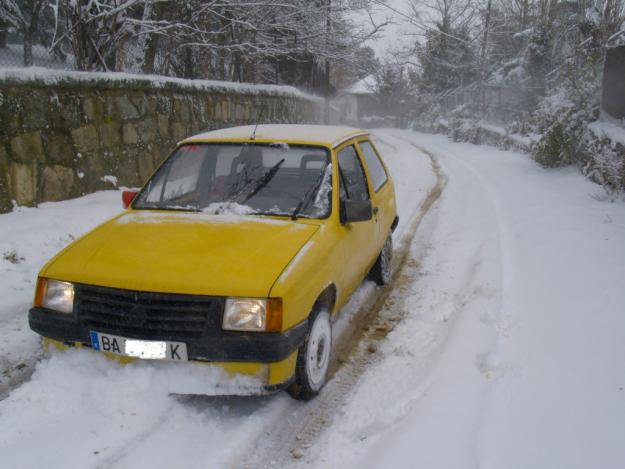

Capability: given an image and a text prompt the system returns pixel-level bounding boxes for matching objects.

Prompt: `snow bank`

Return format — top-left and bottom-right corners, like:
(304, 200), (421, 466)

(588, 120), (625, 147)
(0, 191), (123, 392)
(0, 348), (277, 468)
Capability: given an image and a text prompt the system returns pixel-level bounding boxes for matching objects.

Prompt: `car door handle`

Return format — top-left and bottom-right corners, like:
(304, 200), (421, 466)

(372, 206), (379, 215)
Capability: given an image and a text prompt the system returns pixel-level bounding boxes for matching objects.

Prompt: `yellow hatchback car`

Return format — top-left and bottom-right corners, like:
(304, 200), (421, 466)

(29, 124), (397, 399)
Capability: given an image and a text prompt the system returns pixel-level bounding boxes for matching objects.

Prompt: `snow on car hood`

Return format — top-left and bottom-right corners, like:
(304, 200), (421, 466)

(41, 210), (319, 298)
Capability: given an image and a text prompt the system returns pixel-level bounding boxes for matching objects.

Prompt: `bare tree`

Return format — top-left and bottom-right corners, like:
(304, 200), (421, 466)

(0, 0), (47, 65)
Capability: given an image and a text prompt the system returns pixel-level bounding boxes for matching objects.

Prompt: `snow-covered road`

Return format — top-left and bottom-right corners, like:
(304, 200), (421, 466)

(0, 131), (624, 469)
(306, 132), (625, 469)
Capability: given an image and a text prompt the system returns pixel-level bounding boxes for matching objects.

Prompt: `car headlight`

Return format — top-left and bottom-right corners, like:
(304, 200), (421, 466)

(222, 298), (282, 332)
(35, 278), (75, 314)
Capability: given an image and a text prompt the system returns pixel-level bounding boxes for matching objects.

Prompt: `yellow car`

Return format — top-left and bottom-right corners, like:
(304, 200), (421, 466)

(29, 124), (397, 400)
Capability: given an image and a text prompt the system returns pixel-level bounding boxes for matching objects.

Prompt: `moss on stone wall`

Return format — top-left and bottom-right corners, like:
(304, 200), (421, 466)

(0, 75), (322, 212)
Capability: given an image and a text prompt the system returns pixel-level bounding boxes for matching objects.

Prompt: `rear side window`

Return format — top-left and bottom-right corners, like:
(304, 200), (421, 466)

(338, 145), (370, 202)
(359, 140), (388, 192)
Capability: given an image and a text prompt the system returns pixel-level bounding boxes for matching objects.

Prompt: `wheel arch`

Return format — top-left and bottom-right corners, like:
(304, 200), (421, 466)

(311, 283), (337, 319)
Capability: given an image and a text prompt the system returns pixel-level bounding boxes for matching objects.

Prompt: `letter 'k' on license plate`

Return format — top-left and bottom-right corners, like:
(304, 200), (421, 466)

(90, 331), (188, 361)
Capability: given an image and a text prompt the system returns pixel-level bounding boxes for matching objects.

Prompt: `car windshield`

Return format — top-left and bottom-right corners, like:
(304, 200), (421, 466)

(133, 143), (332, 218)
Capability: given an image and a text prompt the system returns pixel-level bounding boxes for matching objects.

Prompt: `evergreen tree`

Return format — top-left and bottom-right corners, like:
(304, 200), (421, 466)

(418, 24), (477, 94)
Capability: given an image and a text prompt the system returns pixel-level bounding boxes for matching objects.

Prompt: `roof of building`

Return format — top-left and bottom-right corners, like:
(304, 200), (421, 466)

(184, 124), (368, 147)
(343, 75), (377, 95)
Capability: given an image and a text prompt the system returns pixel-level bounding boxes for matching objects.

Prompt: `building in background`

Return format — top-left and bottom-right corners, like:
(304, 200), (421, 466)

(602, 34), (625, 123)
(334, 75), (392, 127)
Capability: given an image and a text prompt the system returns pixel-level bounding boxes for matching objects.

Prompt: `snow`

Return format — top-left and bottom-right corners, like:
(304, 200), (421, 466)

(1, 130), (624, 468)
(201, 201), (256, 216)
(116, 211), (287, 226)
(310, 163), (333, 216)
(303, 132), (625, 469)
(0, 67), (322, 102)
(0, 349), (271, 469)
(476, 122), (537, 150)
(100, 175), (118, 186)
(0, 191), (123, 393)
(589, 120), (625, 147)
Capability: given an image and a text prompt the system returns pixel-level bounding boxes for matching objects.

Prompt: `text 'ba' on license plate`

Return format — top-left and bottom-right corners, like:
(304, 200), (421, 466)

(89, 331), (188, 361)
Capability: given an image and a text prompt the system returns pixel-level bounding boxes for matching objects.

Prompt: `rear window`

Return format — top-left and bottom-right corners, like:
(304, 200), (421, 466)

(359, 140), (388, 192)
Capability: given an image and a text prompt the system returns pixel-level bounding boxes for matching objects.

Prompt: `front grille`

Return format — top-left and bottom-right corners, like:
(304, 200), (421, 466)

(75, 284), (223, 340)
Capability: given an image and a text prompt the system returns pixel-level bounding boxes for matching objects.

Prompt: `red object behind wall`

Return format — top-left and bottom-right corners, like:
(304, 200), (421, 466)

(122, 190), (138, 209)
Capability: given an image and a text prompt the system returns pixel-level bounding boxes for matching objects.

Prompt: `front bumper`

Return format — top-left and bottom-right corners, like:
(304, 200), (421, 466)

(30, 306), (307, 363)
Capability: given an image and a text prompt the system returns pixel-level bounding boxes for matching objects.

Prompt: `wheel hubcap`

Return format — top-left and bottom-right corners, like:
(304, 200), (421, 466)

(306, 312), (331, 390)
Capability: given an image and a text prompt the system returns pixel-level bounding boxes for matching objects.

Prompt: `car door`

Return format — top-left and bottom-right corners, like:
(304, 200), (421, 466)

(336, 142), (378, 297)
(356, 138), (394, 252)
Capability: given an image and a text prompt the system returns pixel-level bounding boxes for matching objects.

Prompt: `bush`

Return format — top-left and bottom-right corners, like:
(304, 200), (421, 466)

(581, 132), (625, 196)
(533, 120), (575, 167)
(447, 104), (482, 143)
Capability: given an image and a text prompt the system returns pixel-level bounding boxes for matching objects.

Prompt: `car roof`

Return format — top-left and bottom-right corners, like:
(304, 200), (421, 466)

(183, 124), (369, 148)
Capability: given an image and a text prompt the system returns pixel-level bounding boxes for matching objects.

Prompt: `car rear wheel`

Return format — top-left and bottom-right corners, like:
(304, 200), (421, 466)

(288, 309), (332, 400)
(369, 234), (392, 286)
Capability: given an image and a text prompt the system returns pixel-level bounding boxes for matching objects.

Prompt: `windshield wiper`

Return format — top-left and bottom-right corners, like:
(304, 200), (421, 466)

(242, 158), (286, 203)
(227, 158), (286, 204)
(291, 163), (329, 220)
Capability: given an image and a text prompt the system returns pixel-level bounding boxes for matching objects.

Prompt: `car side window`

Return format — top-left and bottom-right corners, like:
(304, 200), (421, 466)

(358, 140), (388, 192)
(338, 145), (370, 202)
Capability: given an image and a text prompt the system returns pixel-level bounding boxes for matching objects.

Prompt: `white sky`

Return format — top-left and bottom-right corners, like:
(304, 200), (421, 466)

(356, 0), (417, 59)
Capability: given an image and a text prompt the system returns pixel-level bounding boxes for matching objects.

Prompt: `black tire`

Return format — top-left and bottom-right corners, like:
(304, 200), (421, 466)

(368, 235), (393, 286)
(287, 309), (332, 401)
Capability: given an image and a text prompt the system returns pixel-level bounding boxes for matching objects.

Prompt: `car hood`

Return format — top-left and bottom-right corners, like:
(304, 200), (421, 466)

(41, 211), (319, 297)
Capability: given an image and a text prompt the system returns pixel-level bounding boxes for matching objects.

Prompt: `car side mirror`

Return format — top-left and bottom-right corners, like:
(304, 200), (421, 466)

(340, 199), (372, 224)
(122, 190), (138, 209)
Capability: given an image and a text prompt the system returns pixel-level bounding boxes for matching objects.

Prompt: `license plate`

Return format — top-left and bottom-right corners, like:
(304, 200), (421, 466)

(89, 331), (188, 361)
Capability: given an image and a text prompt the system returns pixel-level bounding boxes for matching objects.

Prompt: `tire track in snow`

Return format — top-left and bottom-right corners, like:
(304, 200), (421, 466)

(394, 134), (516, 468)
(401, 136), (514, 370)
(233, 136), (447, 469)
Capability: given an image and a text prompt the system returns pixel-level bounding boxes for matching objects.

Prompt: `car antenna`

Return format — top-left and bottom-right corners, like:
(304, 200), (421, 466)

(251, 106), (265, 141)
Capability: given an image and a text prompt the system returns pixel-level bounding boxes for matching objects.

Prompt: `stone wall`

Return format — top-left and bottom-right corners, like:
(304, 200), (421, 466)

(0, 69), (323, 212)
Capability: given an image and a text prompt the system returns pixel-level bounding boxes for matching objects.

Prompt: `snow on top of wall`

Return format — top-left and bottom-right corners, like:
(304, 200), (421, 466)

(588, 120), (625, 147)
(471, 121), (537, 150)
(0, 67), (322, 101)
(478, 121), (507, 136)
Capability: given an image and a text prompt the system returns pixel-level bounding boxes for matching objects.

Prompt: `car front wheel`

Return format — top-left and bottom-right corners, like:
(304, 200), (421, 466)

(288, 310), (332, 400)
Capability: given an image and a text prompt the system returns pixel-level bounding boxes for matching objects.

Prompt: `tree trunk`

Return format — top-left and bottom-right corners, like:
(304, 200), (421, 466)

(184, 45), (194, 79)
(0, 20), (7, 48)
(115, 34), (127, 72)
(23, 34), (33, 66)
(23, 0), (45, 66)
(142, 34), (158, 74)
(142, 0), (164, 74)
(478, 0), (493, 115)
(324, 0), (331, 124)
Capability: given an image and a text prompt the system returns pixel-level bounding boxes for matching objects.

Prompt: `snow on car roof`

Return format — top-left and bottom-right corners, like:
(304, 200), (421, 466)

(183, 124), (369, 147)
